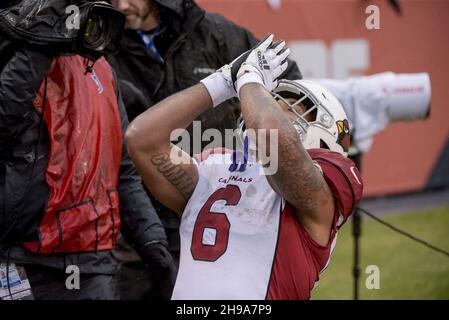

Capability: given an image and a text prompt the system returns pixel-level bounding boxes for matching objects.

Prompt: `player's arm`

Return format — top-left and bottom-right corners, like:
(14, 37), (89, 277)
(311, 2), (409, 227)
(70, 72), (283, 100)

(232, 35), (335, 246)
(239, 84), (335, 246)
(125, 37), (280, 214)
(125, 84), (213, 215)
(126, 34), (292, 216)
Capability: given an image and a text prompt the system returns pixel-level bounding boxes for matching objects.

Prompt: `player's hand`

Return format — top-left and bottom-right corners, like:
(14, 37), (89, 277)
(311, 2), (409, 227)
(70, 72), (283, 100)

(236, 34), (290, 95)
(199, 49), (251, 107)
(199, 35), (279, 107)
(141, 242), (177, 300)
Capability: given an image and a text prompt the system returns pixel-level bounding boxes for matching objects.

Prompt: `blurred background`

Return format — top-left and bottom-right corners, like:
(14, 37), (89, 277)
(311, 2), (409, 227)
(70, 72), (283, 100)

(198, 0), (449, 299)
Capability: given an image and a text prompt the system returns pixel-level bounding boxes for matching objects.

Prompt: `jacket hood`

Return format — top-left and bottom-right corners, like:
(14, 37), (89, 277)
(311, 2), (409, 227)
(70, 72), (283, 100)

(155, 0), (204, 25)
(153, 0), (185, 19)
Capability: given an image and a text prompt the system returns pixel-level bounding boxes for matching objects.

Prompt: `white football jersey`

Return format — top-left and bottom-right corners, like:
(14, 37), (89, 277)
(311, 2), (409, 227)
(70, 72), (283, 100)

(171, 147), (363, 300)
(172, 149), (282, 300)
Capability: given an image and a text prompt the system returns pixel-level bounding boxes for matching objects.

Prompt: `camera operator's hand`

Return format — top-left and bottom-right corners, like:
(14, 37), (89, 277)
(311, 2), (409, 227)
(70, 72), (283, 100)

(236, 34), (290, 95)
(141, 242), (177, 300)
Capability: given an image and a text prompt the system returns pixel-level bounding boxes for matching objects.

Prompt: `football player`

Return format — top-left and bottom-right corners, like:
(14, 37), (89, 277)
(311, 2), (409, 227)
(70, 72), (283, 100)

(125, 35), (363, 299)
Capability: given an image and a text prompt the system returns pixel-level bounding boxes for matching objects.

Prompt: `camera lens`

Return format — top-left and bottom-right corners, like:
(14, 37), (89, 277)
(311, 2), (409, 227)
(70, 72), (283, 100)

(84, 14), (110, 51)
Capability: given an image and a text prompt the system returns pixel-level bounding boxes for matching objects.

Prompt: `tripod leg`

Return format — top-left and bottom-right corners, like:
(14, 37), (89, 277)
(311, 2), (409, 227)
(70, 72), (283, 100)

(353, 208), (362, 300)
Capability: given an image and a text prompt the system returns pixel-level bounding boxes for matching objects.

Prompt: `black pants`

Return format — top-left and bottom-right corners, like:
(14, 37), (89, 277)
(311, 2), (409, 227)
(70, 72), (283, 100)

(114, 204), (180, 300)
(114, 228), (180, 300)
(25, 264), (119, 300)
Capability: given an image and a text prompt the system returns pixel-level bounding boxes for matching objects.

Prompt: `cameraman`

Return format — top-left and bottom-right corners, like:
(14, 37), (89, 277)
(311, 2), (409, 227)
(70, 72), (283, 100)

(0, 0), (175, 300)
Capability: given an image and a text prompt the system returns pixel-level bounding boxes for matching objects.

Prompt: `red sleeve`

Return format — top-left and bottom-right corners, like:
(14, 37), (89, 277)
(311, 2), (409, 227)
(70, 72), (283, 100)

(307, 148), (364, 229)
(273, 149), (363, 280)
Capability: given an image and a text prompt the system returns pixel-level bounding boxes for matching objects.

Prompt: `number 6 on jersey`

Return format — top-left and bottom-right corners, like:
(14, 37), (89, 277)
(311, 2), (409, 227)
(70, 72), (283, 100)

(191, 185), (242, 261)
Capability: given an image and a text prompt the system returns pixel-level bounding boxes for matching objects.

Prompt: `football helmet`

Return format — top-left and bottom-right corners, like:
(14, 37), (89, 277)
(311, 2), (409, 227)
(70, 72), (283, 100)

(237, 79), (351, 157)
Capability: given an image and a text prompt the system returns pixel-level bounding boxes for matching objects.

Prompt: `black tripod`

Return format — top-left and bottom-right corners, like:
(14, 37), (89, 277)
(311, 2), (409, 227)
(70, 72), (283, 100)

(349, 150), (363, 300)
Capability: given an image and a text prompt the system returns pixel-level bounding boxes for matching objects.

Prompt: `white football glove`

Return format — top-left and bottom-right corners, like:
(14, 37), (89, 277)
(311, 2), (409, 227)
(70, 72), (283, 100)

(236, 34), (290, 96)
(200, 49), (251, 107)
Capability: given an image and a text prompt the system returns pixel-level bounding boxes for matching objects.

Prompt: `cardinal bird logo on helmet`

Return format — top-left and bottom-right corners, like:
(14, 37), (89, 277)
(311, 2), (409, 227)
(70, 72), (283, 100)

(336, 119), (350, 153)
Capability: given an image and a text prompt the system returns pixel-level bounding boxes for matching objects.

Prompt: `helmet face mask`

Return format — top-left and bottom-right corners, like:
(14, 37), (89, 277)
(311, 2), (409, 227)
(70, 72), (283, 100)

(236, 79), (351, 157)
(273, 79), (350, 157)
(272, 87), (334, 140)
